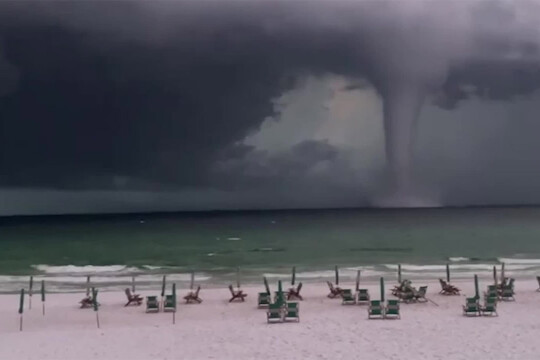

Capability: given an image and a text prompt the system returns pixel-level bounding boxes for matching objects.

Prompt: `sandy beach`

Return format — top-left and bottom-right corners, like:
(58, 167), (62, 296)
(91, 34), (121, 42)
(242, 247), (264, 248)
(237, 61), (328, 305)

(0, 278), (539, 360)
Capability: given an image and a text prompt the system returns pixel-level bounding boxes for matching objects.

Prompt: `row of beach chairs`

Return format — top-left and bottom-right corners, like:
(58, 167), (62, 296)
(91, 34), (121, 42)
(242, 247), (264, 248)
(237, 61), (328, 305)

(145, 287), (203, 312)
(266, 291), (300, 323)
(368, 300), (400, 319)
(258, 283), (303, 307)
(463, 297), (497, 316)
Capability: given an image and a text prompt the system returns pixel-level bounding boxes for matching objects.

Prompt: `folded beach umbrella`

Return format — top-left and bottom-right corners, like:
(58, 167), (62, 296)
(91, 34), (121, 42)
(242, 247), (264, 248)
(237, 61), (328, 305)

(161, 275), (167, 297)
(380, 277), (385, 302)
(446, 264), (450, 283)
(86, 275), (91, 297)
(41, 280), (45, 316)
(501, 262), (505, 282)
(493, 266), (497, 286)
(277, 280), (284, 305)
(291, 266), (296, 286)
(397, 264), (402, 283)
(334, 265), (339, 285)
(29, 276), (33, 310)
(18, 289), (24, 331)
(474, 274), (479, 300)
(172, 283), (177, 325)
(92, 287), (100, 328)
(236, 267), (241, 288)
(355, 270), (360, 292)
(263, 276), (270, 295)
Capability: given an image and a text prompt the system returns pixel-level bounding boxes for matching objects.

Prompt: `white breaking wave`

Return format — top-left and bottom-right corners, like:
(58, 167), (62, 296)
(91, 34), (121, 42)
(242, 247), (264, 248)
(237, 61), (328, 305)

(498, 258), (540, 265)
(448, 257), (470, 262)
(32, 264), (141, 274)
(264, 267), (385, 281)
(384, 263), (540, 272)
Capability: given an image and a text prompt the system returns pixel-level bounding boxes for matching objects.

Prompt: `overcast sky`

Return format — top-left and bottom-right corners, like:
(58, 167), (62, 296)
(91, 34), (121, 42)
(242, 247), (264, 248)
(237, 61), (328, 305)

(2, 0), (540, 215)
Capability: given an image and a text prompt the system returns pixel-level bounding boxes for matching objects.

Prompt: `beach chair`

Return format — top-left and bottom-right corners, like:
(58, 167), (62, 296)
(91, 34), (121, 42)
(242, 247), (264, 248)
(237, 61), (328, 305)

(284, 302), (300, 322)
(481, 296), (498, 316)
(163, 295), (176, 312)
(124, 288), (143, 306)
(462, 297), (480, 317)
(184, 286), (203, 304)
(258, 292), (271, 308)
(499, 278), (515, 301)
(368, 300), (384, 319)
(439, 279), (460, 295)
(414, 286), (428, 303)
(267, 303), (284, 323)
(327, 281), (342, 298)
(499, 287), (515, 301)
(287, 282), (303, 301)
(385, 299), (400, 319)
(341, 289), (356, 305)
(228, 285), (247, 302)
(146, 296), (160, 313)
(392, 280), (410, 296)
(497, 277), (509, 293)
(79, 296), (95, 309)
(357, 289), (370, 304)
(537, 276), (540, 292)
(79, 296), (91, 308)
(484, 285), (498, 300)
(398, 290), (415, 303)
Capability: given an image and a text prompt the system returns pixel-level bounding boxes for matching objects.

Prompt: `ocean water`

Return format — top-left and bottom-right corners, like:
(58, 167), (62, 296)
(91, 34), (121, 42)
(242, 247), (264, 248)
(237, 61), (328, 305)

(1, 207), (540, 293)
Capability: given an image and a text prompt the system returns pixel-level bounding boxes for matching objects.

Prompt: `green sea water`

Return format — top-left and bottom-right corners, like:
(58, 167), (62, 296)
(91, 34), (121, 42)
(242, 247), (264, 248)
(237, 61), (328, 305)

(1, 207), (540, 292)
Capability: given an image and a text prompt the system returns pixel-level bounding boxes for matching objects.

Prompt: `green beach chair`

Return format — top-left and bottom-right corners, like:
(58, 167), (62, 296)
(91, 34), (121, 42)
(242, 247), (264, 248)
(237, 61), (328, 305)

(163, 295), (176, 312)
(384, 299), (400, 319)
(462, 297), (480, 317)
(484, 285), (498, 299)
(357, 289), (370, 304)
(267, 303), (284, 323)
(368, 300), (384, 319)
(341, 289), (356, 305)
(146, 296), (160, 313)
(284, 302), (300, 322)
(258, 292), (271, 308)
(481, 296), (498, 316)
(499, 278), (515, 301)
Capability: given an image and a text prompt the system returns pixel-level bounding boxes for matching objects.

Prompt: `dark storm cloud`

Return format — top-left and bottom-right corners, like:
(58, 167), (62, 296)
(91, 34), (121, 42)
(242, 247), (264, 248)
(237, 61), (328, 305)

(1, 0), (540, 205)
(0, 1), (373, 190)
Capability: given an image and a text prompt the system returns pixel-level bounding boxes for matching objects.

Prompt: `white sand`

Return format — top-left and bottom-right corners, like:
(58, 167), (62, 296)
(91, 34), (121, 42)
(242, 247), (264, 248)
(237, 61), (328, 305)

(0, 278), (539, 360)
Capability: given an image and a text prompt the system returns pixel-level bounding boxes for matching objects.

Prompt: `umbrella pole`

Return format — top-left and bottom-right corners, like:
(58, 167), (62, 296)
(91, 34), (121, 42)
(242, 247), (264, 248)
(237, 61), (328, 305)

(173, 311), (176, 325)
(29, 276), (33, 310)
(18, 289), (24, 331)
(398, 264), (402, 283)
(41, 280), (46, 316)
(96, 312), (100, 329)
